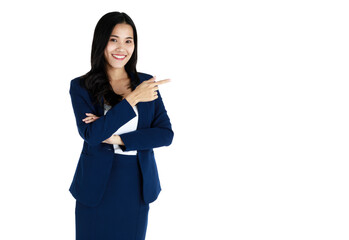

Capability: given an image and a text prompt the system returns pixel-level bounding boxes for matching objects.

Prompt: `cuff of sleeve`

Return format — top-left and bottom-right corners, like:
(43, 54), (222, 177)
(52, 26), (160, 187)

(119, 143), (127, 151)
(118, 133), (134, 151)
(116, 98), (136, 116)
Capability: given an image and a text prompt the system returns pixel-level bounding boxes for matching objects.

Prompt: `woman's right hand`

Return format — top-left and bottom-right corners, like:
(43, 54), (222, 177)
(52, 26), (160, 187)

(125, 76), (170, 106)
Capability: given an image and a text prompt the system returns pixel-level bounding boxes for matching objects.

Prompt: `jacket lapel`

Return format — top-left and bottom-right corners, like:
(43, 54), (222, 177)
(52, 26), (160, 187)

(136, 102), (145, 129)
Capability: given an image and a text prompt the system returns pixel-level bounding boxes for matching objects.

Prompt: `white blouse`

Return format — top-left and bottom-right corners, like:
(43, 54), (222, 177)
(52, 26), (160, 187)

(104, 103), (138, 155)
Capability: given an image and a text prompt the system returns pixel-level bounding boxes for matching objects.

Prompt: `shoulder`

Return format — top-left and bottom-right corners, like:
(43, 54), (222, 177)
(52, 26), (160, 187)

(70, 75), (88, 92)
(70, 76), (84, 89)
(136, 72), (154, 83)
(69, 76), (88, 97)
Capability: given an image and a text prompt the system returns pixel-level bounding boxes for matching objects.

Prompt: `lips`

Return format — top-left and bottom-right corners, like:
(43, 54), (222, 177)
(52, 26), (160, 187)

(112, 54), (126, 60)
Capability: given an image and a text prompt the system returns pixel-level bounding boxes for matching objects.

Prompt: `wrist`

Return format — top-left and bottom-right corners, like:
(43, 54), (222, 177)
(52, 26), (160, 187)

(115, 135), (124, 145)
(125, 92), (139, 107)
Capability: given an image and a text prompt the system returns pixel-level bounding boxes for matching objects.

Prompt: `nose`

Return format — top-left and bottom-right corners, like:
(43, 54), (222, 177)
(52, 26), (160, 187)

(115, 42), (126, 51)
(115, 47), (126, 54)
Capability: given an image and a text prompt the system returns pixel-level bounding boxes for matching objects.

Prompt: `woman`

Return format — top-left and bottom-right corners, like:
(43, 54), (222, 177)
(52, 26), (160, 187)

(68, 11), (174, 240)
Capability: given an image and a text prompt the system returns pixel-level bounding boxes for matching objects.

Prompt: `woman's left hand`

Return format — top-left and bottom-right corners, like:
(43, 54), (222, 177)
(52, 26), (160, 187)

(102, 135), (124, 145)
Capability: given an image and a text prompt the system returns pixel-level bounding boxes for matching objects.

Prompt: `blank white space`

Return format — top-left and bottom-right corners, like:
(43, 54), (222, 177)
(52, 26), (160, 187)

(0, 0), (348, 239)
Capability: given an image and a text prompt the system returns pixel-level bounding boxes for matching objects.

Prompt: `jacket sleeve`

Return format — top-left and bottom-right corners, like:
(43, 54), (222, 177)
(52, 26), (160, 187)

(69, 78), (137, 146)
(118, 90), (174, 151)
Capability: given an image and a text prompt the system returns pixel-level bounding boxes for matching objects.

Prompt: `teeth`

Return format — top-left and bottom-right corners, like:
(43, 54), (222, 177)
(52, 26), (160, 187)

(113, 55), (126, 59)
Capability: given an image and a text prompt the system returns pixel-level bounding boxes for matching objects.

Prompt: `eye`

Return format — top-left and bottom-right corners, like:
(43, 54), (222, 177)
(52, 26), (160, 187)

(126, 40), (133, 44)
(110, 38), (117, 42)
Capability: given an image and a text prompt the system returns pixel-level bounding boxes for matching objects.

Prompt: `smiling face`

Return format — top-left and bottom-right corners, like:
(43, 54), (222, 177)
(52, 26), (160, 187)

(104, 23), (135, 70)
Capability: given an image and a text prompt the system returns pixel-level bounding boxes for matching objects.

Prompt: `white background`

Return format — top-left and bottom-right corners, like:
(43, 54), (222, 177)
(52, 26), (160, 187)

(0, 0), (348, 239)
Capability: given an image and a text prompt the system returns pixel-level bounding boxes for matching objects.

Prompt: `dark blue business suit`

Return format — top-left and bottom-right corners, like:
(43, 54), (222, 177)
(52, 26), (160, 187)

(69, 72), (174, 239)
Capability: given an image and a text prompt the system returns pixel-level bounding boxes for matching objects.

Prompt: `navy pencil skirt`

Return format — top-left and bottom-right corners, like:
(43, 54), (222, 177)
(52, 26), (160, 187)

(75, 153), (150, 240)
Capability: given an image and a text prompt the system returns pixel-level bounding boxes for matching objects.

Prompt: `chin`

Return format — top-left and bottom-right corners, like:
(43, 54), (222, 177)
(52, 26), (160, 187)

(116, 63), (128, 68)
(108, 60), (129, 69)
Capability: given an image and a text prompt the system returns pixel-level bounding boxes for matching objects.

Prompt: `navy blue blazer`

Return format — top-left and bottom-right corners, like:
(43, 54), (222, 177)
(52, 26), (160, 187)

(68, 72), (174, 207)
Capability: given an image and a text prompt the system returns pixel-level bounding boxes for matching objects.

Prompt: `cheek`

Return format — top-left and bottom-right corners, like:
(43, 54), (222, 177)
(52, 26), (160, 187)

(104, 44), (114, 59)
(104, 47), (109, 58)
(105, 43), (112, 54)
(128, 45), (135, 55)
(103, 50), (109, 63)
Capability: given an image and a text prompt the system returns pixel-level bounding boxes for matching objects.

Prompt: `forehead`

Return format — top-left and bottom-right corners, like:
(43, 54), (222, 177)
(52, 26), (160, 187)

(110, 23), (134, 38)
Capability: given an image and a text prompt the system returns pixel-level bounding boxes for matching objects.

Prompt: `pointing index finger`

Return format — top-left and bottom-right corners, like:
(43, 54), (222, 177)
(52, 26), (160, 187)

(151, 78), (171, 86)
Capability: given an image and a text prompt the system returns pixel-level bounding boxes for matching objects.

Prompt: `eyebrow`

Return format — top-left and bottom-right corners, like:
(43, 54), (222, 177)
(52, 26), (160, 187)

(110, 35), (133, 39)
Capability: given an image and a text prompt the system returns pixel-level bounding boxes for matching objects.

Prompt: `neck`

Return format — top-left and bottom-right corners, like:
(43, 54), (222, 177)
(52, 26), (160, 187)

(106, 65), (128, 82)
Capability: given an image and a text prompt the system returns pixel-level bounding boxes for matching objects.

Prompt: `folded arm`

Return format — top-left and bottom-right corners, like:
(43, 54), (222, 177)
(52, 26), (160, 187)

(118, 91), (174, 151)
(69, 79), (136, 146)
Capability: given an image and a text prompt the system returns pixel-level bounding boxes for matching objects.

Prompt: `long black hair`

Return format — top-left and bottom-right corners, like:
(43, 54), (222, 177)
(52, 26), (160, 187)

(80, 11), (140, 107)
